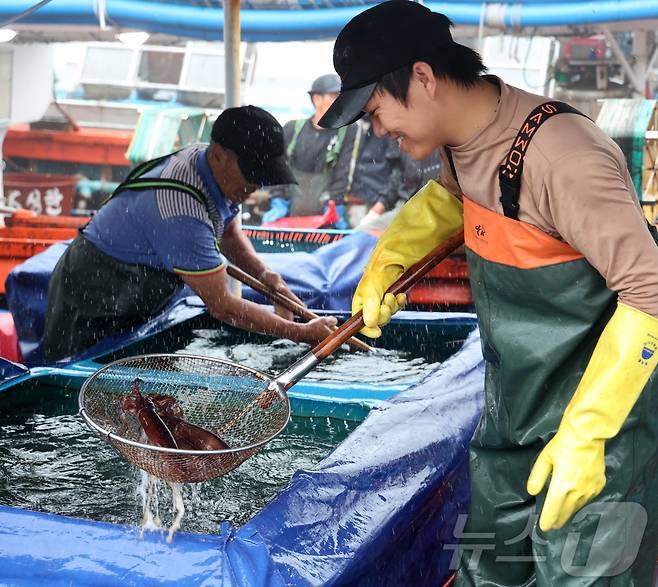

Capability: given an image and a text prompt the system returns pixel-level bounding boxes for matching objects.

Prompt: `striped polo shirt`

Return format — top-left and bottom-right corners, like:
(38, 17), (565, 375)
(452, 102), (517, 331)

(83, 146), (240, 275)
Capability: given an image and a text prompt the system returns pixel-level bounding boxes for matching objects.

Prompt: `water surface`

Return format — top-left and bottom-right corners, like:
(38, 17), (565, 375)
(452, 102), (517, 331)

(180, 330), (438, 386)
(0, 325), (448, 534)
(0, 387), (358, 533)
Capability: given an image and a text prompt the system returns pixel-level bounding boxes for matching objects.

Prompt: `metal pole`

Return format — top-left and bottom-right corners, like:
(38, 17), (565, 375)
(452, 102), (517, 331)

(224, 0), (241, 108)
(633, 30), (648, 97)
(224, 0), (242, 297)
(0, 124), (6, 207)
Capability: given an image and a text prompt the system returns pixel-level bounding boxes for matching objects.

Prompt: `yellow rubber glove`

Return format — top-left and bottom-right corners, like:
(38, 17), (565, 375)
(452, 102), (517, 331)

(527, 302), (658, 531)
(352, 180), (463, 338)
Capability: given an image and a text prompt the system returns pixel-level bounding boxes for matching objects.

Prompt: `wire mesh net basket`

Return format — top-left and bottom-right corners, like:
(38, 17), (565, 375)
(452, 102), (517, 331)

(79, 354), (290, 484)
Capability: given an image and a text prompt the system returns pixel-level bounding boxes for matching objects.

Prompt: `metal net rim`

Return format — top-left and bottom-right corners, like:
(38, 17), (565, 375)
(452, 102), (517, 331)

(78, 352), (291, 457)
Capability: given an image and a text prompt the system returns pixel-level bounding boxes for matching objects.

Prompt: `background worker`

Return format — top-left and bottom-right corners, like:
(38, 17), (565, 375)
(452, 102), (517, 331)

(338, 114), (394, 227)
(264, 73), (350, 225)
(43, 105), (336, 361)
(320, 1), (658, 584)
(356, 146), (442, 232)
(264, 74), (394, 228)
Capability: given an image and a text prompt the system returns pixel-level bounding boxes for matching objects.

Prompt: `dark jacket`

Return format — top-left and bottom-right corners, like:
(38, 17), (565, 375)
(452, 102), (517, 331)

(269, 117), (394, 207)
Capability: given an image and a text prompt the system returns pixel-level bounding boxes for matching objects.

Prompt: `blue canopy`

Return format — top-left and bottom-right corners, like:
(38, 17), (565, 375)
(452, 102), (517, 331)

(2, 0), (658, 42)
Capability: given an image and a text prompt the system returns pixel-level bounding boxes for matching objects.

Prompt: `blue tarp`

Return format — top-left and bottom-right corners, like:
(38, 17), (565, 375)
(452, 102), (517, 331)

(0, 331), (485, 586)
(4, 232), (377, 365)
(245, 332), (485, 586)
(4, 241), (65, 361)
(4, 240), (205, 366)
(0, 508), (285, 587)
(0, 354), (28, 381)
(243, 231), (377, 311)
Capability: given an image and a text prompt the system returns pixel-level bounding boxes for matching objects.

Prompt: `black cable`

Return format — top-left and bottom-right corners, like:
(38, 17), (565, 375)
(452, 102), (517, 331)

(0, 0), (55, 28)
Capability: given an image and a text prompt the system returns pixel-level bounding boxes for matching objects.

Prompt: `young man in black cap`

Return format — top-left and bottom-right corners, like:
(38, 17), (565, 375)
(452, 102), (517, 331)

(320, 1), (658, 585)
(43, 105), (336, 361)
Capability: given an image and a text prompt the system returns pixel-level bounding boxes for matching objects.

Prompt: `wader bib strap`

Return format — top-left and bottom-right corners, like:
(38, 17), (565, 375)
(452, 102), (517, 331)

(455, 104), (657, 585)
(105, 149), (208, 208)
(286, 119), (306, 159)
(109, 151), (224, 239)
(498, 101), (588, 220)
(345, 119), (365, 196)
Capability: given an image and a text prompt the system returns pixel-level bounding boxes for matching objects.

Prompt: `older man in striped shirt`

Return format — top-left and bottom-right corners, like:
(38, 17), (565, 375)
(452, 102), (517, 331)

(43, 106), (336, 361)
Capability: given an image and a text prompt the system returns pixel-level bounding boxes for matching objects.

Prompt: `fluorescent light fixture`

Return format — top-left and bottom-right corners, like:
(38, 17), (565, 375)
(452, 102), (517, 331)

(0, 29), (17, 43)
(115, 31), (150, 47)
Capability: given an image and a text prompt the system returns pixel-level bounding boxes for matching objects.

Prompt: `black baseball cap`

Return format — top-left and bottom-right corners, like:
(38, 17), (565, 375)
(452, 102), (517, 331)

(211, 105), (297, 186)
(309, 73), (341, 95)
(318, 0), (453, 129)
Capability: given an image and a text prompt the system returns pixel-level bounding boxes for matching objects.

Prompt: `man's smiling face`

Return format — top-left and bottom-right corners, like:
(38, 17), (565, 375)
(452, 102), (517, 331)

(365, 63), (442, 161)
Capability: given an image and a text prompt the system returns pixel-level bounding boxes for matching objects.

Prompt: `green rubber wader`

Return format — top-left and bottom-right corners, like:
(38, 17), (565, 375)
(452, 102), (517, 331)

(42, 235), (182, 362)
(286, 167), (333, 216)
(454, 199), (658, 586)
(457, 222), (658, 587)
(442, 102), (658, 585)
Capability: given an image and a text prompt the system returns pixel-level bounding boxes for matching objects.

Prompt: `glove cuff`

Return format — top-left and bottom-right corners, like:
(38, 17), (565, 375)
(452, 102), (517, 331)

(562, 302), (658, 440)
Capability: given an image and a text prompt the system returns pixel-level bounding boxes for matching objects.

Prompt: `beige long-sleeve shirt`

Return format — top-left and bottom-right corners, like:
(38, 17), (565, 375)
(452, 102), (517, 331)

(439, 77), (658, 317)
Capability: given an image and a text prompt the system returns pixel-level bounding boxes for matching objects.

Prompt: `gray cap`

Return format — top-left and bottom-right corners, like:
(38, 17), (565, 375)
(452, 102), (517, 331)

(308, 73), (341, 95)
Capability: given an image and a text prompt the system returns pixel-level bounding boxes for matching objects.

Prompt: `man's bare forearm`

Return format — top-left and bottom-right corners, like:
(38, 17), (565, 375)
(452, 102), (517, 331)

(210, 292), (302, 340)
(221, 223), (269, 278)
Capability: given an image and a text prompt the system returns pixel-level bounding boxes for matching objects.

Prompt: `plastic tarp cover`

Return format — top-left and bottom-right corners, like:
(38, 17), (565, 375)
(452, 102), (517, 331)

(0, 508), (285, 587)
(4, 232), (376, 364)
(246, 332), (484, 586)
(4, 0), (658, 40)
(242, 230), (377, 311)
(0, 332), (485, 587)
(4, 241), (67, 363)
(0, 357), (28, 382)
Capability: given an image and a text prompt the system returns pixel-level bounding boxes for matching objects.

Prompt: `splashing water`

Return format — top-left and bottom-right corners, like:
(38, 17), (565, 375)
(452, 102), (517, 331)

(138, 472), (161, 532)
(167, 483), (185, 542)
(138, 472), (185, 543)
